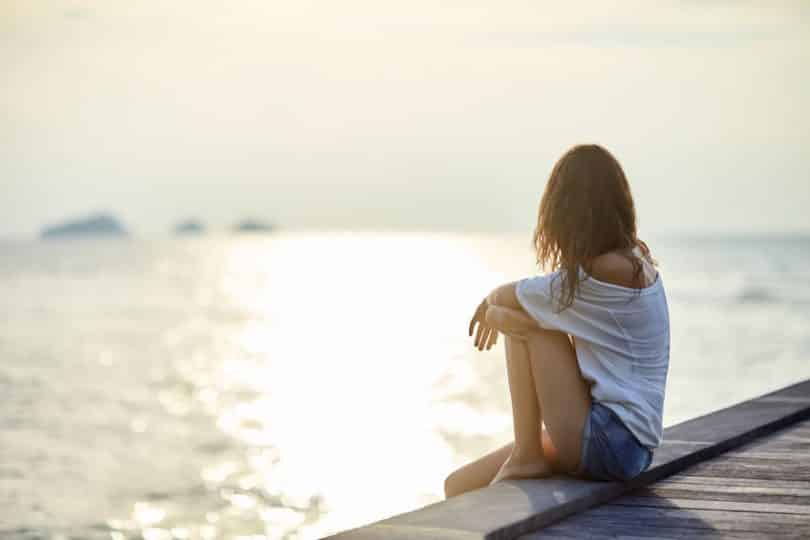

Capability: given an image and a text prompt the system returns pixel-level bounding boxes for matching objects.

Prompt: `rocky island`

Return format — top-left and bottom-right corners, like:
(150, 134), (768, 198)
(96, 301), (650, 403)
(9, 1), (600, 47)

(40, 212), (128, 239)
(174, 219), (206, 235)
(232, 219), (274, 233)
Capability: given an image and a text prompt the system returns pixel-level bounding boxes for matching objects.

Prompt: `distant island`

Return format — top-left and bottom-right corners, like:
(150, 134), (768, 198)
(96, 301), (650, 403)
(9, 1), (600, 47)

(40, 212), (128, 239)
(174, 219), (206, 235)
(232, 219), (274, 233)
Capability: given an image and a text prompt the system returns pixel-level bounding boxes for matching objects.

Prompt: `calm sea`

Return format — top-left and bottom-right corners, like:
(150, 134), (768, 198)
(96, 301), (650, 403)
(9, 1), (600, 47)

(2, 232), (809, 539)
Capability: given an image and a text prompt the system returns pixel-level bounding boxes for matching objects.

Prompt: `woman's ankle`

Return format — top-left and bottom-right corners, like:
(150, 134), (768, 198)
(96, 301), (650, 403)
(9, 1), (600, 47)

(511, 443), (545, 462)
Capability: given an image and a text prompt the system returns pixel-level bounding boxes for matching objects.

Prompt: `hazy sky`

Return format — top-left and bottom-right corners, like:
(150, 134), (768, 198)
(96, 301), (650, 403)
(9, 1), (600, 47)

(3, 1), (809, 236)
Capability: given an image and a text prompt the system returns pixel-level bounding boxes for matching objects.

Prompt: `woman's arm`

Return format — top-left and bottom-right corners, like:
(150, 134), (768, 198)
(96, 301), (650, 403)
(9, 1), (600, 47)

(484, 304), (538, 340)
(485, 281), (524, 310)
(469, 281), (540, 350)
(485, 281), (539, 337)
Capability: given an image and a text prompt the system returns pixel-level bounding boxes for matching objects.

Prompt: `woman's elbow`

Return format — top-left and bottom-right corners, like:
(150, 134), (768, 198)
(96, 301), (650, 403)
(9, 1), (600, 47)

(487, 282), (522, 310)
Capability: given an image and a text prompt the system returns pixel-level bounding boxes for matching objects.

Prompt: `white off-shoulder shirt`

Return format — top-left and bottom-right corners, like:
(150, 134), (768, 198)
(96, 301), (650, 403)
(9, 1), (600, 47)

(514, 248), (670, 449)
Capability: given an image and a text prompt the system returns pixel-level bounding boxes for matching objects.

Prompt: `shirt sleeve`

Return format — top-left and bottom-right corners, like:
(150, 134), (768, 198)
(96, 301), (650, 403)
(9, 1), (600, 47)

(514, 271), (566, 332)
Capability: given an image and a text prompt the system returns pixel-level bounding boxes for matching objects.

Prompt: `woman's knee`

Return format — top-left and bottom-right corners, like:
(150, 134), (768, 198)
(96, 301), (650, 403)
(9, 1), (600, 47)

(526, 328), (574, 352)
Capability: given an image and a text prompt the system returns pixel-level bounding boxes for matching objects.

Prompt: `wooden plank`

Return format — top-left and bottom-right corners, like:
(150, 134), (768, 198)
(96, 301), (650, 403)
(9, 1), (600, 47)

(761, 396), (810, 404)
(679, 457), (810, 481)
(612, 495), (810, 515)
(788, 427), (810, 434)
(780, 431), (810, 441)
(721, 450), (810, 460)
(526, 527), (810, 539)
(741, 435), (810, 451)
(583, 502), (810, 523)
(766, 434), (810, 443)
(630, 487), (809, 506)
(658, 394), (810, 451)
(527, 523), (810, 540)
(321, 524), (482, 540)
(713, 419), (810, 453)
(654, 475), (810, 495)
(539, 505), (810, 534)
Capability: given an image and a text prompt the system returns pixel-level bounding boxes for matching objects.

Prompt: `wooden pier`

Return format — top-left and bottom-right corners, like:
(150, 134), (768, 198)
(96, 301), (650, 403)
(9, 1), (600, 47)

(521, 415), (810, 538)
(325, 379), (810, 539)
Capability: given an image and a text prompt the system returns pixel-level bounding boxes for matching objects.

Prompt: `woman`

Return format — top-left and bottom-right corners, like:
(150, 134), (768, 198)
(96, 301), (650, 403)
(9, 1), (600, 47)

(444, 144), (670, 497)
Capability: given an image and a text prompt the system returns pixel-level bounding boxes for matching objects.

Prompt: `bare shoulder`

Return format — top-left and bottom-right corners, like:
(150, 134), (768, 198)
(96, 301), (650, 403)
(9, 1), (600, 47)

(589, 250), (651, 288)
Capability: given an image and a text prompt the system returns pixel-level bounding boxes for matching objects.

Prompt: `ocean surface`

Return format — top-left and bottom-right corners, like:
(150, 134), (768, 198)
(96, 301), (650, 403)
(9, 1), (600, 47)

(2, 232), (809, 540)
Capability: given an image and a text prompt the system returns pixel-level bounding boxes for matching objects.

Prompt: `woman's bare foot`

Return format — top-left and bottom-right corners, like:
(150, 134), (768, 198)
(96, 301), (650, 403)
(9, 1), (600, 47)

(489, 450), (552, 485)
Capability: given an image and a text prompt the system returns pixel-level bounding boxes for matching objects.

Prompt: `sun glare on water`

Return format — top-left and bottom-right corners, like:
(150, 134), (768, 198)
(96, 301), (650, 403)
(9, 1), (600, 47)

(114, 232), (523, 539)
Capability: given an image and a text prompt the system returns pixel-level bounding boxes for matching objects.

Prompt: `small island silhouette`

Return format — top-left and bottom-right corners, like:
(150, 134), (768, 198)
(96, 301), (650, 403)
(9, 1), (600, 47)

(40, 212), (128, 239)
(174, 219), (206, 235)
(38, 213), (277, 237)
(232, 219), (274, 233)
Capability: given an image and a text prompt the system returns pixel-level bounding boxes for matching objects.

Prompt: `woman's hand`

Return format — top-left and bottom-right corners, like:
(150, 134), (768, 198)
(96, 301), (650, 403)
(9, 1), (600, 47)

(486, 305), (534, 341)
(469, 298), (498, 351)
(470, 282), (540, 351)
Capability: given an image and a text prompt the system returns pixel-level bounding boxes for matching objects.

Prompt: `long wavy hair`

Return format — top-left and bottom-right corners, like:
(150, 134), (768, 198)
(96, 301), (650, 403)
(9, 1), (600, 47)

(532, 144), (657, 312)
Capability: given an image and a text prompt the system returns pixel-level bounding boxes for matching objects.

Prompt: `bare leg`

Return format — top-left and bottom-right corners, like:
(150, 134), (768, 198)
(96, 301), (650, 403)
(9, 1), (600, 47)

(504, 336), (542, 454)
(444, 331), (589, 497)
(488, 336), (552, 484)
(526, 331), (591, 472)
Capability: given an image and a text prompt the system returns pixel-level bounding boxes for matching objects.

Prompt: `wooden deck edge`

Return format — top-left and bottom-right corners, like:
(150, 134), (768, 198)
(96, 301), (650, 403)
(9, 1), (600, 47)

(323, 379), (810, 540)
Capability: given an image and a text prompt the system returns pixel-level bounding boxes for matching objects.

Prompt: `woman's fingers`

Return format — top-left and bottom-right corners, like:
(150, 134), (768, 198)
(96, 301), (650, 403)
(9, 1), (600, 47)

(486, 328), (498, 350)
(482, 328), (493, 351)
(470, 298), (500, 351)
(475, 321), (484, 349)
(469, 299), (487, 336)
(477, 327), (487, 350)
(470, 321), (498, 351)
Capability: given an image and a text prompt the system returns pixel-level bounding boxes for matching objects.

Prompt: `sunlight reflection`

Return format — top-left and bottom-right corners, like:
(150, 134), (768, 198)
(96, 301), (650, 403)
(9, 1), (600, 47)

(132, 502), (166, 527)
(206, 232), (524, 537)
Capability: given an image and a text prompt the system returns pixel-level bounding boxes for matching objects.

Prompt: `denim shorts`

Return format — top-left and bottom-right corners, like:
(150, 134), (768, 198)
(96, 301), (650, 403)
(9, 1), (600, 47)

(574, 401), (653, 482)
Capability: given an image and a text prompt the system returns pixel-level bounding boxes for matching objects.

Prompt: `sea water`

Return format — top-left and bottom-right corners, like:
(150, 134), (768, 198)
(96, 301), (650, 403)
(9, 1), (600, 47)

(2, 232), (809, 539)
